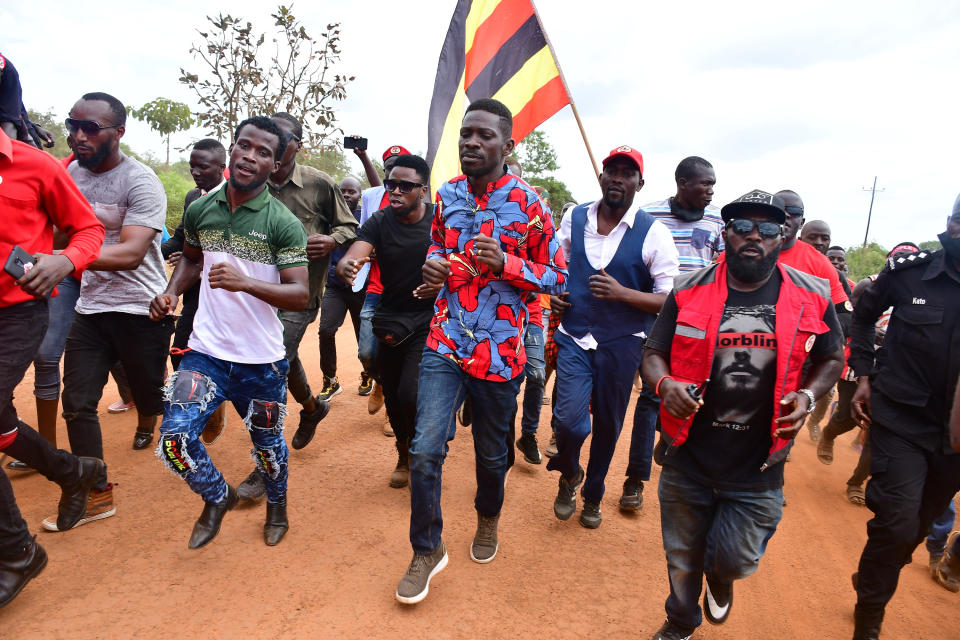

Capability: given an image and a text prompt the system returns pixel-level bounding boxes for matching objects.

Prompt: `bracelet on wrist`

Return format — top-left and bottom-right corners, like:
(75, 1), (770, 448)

(655, 376), (673, 397)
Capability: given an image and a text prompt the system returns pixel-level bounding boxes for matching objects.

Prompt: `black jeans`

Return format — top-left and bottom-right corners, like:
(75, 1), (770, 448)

(0, 301), (79, 556)
(821, 379), (871, 486)
(318, 284), (364, 380)
(376, 328), (428, 445)
(62, 312), (173, 489)
(856, 422), (960, 609)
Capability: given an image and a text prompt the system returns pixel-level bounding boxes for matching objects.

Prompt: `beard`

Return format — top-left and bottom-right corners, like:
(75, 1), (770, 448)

(602, 190), (629, 210)
(391, 201), (418, 217)
(727, 243), (781, 283)
(75, 142), (113, 170)
(229, 169), (267, 192)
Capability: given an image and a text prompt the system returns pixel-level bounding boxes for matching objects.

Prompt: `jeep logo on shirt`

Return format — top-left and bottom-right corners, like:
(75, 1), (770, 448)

(248, 229), (267, 240)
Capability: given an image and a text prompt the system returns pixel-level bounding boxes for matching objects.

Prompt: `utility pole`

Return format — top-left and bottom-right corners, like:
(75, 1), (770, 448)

(862, 176), (884, 248)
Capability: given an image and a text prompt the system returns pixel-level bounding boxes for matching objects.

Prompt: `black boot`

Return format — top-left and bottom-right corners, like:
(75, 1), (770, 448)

(0, 538), (47, 609)
(264, 499), (288, 546)
(852, 604), (883, 640)
(188, 486), (238, 549)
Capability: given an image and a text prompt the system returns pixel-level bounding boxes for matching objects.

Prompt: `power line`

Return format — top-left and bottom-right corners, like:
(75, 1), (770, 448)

(862, 176), (885, 248)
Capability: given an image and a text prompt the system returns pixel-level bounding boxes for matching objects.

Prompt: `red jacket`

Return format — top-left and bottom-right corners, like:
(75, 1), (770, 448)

(661, 262), (832, 470)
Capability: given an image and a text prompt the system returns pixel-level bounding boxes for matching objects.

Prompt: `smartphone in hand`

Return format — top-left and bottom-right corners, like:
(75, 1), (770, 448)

(4, 246), (35, 280)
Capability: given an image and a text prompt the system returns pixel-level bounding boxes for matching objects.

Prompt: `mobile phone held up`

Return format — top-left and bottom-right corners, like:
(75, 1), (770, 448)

(4, 245), (36, 280)
(343, 135), (368, 151)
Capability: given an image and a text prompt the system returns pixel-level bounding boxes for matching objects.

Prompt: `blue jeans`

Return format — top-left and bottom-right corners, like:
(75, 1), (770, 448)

(658, 465), (783, 630)
(33, 275), (80, 400)
(546, 330), (644, 503)
(358, 292), (380, 378)
(158, 351), (290, 504)
(925, 500), (956, 555)
(409, 349), (523, 554)
(520, 324), (546, 436)
(626, 356), (660, 481)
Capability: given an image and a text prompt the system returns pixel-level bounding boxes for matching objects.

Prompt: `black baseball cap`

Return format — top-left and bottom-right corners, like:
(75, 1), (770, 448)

(720, 189), (787, 224)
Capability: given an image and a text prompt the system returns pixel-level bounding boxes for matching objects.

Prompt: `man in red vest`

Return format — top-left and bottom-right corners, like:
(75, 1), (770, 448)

(642, 189), (844, 640)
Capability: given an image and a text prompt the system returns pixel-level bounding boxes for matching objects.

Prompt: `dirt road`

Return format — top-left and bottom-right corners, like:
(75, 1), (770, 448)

(3, 325), (958, 638)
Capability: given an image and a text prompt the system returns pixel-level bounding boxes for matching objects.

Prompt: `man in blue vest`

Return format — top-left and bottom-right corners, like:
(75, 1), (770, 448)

(548, 146), (679, 529)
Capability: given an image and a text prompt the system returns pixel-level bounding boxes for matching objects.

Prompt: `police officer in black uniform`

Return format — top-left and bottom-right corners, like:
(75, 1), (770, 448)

(847, 195), (960, 640)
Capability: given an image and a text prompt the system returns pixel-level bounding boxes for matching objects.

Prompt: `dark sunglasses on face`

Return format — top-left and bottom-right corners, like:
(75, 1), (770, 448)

(726, 218), (783, 239)
(65, 118), (121, 135)
(384, 179), (423, 194)
(784, 205), (804, 217)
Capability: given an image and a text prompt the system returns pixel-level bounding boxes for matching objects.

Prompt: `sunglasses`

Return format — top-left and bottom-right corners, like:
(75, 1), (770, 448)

(384, 179), (424, 194)
(784, 205), (804, 217)
(65, 118), (121, 135)
(726, 219), (783, 239)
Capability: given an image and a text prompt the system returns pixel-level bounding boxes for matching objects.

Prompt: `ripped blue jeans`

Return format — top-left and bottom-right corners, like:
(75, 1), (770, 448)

(157, 351), (290, 504)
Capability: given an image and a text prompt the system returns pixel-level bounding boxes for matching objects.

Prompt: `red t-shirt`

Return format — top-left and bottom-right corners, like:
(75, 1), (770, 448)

(0, 133), (104, 307)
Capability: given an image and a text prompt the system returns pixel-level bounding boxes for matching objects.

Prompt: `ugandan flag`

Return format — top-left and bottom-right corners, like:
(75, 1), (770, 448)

(426, 0), (571, 195)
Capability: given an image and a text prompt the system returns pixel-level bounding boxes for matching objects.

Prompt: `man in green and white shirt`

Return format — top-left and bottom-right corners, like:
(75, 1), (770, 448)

(150, 116), (309, 549)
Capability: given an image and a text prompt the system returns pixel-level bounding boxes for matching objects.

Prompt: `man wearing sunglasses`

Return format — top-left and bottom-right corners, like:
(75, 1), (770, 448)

(642, 190), (843, 640)
(48, 92), (173, 531)
(336, 155), (435, 491)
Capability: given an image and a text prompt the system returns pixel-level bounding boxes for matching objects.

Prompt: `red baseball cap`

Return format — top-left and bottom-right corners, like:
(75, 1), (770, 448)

(602, 145), (643, 176)
(382, 145), (410, 161)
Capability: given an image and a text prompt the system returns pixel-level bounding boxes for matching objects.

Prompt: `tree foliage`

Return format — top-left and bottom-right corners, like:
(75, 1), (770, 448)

(528, 176), (574, 226)
(846, 242), (888, 282)
(918, 239), (941, 252)
(26, 109), (71, 159)
(179, 6), (354, 149)
(130, 98), (194, 166)
(516, 129), (558, 178)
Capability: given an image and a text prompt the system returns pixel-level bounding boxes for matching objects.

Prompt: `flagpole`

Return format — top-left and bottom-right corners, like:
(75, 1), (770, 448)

(529, 0), (601, 181)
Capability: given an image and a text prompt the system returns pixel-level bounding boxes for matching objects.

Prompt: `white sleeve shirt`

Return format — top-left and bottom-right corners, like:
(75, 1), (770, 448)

(558, 199), (680, 349)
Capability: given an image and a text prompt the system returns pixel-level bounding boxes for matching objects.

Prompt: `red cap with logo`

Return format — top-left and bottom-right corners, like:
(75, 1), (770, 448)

(382, 145), (411, 161)
(602, 145), (644, 176)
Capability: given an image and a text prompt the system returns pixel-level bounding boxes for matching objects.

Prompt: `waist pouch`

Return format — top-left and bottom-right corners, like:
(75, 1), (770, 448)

(372, 310), (431, 346)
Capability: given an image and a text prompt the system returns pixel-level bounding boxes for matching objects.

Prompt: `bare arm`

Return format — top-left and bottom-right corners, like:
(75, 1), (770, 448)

(353, 147), (382, 187)
(335, 240), (374, 287)
(641, 347), (701, 420)
(149, 243), (203, 320)
(207, 262), (309, 312)
(774, 347), (844, 438)
(89, 225), (157, 271)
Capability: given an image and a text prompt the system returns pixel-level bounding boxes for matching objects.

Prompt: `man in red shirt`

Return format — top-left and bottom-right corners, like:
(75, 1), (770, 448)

(0, 129), (106, 608)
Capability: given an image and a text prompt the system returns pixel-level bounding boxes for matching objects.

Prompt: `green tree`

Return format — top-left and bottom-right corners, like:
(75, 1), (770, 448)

(846, 242), (888, 282)
(179, 6), (354, 150)
(516, 129), (558, 178)
(26, 109), (70, 159)
(130, 98), (194, 167)
(918, 239), (941, 252)
(527, 176), (575, 226)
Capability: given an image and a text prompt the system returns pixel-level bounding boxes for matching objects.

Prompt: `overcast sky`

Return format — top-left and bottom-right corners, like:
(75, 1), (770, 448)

(5, 0), (959, 249)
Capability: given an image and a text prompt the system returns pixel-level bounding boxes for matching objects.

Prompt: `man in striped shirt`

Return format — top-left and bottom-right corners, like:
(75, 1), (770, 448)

(617, 157), (724, 513)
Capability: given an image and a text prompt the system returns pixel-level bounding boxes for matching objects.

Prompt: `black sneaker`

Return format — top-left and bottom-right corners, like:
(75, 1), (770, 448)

(515, 434), (542, 465)
(703, 576), (733, 624)
(651, 619), (694, 640)
(291, 396), (330, 450)
(317, 377), (342, 402)
(358, 372), (373, 396)
(236, 469), (266, 502)
(553, 467), (584, 520)
(619, 476), (643, 511)
(579, 500), (602, 529)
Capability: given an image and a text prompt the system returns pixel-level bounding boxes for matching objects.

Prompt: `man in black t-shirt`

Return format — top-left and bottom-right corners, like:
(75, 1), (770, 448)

(642, 190), (843, 640)
(337, 155), (435, 489)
